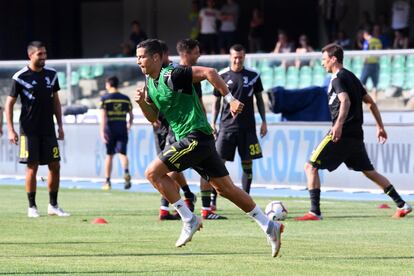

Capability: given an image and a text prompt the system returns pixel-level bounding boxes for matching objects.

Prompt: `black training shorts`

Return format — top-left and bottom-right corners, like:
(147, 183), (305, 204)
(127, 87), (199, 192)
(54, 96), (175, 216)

(159, 131), (228, 181)
(309, 134), (374, 172)
(215, 129), (262, 161)
(19, 134), (60, 165)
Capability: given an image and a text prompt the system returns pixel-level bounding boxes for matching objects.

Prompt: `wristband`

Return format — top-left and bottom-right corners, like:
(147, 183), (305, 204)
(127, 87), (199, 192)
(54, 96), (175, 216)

(224, 93), (236, 103)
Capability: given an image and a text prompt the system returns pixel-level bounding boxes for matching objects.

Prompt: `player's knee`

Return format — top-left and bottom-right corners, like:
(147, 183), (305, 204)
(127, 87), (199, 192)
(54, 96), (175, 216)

(48, 161), (60, 173)
(304, 162), (317, 175)
(145, 165), (162, 183)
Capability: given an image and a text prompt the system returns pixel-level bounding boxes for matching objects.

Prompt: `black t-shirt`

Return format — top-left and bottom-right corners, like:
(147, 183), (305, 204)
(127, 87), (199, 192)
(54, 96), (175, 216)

(100, 92), (132, 136)
(214, 67), (263, 131)
(329, 68), (367, 138)
(10, 66), (60, 135)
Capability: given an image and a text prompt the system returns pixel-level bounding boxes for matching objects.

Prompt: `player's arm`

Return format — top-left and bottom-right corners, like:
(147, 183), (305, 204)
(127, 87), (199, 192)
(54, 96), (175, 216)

(255, 92), (267, 138)
(0, 106), (3, 137)
(134, 86), (159, 123)
(254, 76), (267, 137)
(5, 96), (18, 145)
(363, 93), (387, 143)
(99, 107), (108, 144)
(211, 92), (221, 136)
(127, 101), (134, 131)
(53, 92), (64, 140)
(331, 92), (350, 142)
(192, 66), (243, 117)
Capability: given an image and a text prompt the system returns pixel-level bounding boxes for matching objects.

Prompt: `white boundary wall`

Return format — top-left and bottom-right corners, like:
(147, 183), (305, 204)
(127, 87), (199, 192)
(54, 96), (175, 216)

(1, 122), (413, 193)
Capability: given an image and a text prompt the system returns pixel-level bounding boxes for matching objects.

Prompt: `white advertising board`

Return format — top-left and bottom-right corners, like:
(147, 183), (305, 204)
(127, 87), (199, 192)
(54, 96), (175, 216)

(0, 123), (413, 192)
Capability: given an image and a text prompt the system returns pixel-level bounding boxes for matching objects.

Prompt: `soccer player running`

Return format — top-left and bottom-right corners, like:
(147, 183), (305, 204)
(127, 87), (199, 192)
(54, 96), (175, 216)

(212, 44), (267, 195)
(296, 43), (412, 221)
(100, 76), (133, 190)
(154, 40), (197, 220)
(177, 38), (226, 220)
(135, 39), (283, 257)
(5, 41), (70, 218)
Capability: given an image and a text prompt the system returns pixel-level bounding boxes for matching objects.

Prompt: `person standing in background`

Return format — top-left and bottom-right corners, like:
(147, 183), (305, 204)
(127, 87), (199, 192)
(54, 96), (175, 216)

(100, 76), (133, 191)
(5, 41), (70, 218)
(212, 44), (267, 195)
(219, 0), (239, 54)
(198, 0), (220, 54)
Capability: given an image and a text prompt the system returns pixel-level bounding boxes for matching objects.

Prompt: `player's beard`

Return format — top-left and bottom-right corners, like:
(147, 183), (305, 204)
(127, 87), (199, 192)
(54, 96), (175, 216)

(35, 59), (46, 68)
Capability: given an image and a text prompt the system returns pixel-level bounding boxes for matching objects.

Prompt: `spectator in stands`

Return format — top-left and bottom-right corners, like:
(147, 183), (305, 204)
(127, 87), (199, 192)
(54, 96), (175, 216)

(189, 0), (200, 40)
(295, 34), (314, 68)
(393, 29), (409, 49)
(129, 20), (148, 48)
(0, 105), (3, 137)
(391, 0), (410, 33)
(273, 30), (294, 54)
(319, 0), (348, 42)
(361, 28), (382, 95)
(199, 0), (220, 54)
(117, 42), (133, 57)
(353, 30), (364, 50)
(272, 30), (294, 67)
(248, 7), (264, 53)
(373, 24), (391, 49)
(333, 30), (352, 50)
(219, 0), (239, 54)
(358, 10), (373, 31)
(100, 76), (133, 191)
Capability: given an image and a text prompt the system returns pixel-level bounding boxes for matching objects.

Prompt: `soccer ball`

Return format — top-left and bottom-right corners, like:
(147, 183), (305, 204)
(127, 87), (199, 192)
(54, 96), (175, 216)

(265, 201), (288, 221)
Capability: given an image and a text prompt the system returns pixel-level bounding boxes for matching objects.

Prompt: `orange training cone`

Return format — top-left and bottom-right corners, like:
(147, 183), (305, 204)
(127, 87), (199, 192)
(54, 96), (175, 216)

(92, 217), (108, 224)
(377, 204), (391, 209)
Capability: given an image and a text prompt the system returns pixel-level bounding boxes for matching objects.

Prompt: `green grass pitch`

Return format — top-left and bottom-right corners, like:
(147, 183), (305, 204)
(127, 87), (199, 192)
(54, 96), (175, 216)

(0, 185), (412, 275)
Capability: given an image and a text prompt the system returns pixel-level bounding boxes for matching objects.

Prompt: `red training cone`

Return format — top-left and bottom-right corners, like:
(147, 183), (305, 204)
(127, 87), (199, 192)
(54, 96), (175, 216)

(92, 217), (108, 224)
(377, 204), (391, 209)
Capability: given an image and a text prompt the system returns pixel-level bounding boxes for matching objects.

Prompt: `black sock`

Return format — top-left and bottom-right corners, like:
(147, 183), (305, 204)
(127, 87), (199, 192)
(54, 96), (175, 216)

(160, 197), (170, 208)
(201, 190), (212, 208)
(106, 177), (111, 183)
(27, 192), (37, 208)
(124, 169), (129, 174)
(309, 188), (321, 216)
(49, 191), (58, 207)
(181, 184), (192, 198)
(211, 189), (217, 206)
(241, 163), (253, 194)
(384, 185), (405, 208)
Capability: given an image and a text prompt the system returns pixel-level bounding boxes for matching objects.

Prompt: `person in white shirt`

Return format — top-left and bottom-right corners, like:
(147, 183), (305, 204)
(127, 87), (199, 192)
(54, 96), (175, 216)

(198, 0), (220, 54)
(219, 0), (239, 54)
(391, 0), (410, 31)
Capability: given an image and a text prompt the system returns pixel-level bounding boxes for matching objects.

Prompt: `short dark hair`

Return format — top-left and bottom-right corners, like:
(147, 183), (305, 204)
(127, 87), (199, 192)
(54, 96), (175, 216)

(158, 40), (168, 54)
(105, 76), (119, 88)
(131, 20), (140, 26)
(230, 44), (246, 52)
(27, 41), (45, 53)
(136, 39), (163, 57)
(321, 43), (343, 64)
(176, 38), (200, 54)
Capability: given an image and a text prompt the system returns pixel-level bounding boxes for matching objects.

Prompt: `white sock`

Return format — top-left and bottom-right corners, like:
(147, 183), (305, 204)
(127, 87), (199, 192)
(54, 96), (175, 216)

(247, 205), (270, 232)
(172, 199), (193, 222)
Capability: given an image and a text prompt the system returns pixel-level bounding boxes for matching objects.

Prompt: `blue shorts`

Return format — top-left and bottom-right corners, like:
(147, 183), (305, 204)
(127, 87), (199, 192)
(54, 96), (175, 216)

(106, 134), (128, 155)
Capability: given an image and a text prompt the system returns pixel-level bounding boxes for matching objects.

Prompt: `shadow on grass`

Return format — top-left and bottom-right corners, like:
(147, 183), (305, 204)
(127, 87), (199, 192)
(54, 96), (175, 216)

(0, 270), (182, 275)
(300, 255), (414, 261)
(1, 251), (267, 258)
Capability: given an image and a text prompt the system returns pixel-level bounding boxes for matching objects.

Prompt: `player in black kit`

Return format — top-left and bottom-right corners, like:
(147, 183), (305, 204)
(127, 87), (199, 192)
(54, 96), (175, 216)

(5, 41), (70, 218)
(295, 43), (412, 220)
(212, 44), (267, 195)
